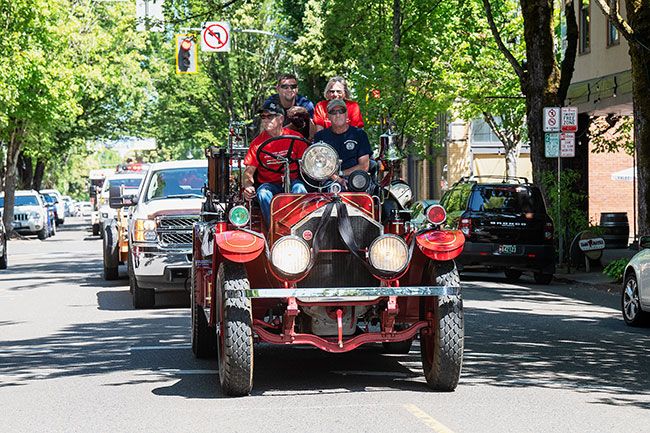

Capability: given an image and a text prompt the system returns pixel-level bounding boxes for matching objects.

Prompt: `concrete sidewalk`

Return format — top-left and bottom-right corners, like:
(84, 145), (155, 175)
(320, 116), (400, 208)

(555, 247), (639, 291)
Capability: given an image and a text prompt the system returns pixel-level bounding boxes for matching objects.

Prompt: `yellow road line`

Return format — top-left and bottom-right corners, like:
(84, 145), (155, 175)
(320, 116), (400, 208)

(403, 404), (456, 433)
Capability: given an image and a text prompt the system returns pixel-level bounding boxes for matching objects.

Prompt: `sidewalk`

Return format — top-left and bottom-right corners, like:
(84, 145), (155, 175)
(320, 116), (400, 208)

(555, 247), (639, 291)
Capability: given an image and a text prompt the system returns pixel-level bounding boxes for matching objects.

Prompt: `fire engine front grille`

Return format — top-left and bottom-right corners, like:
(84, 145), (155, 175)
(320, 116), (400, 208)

(298, 252), (376, 288)
(291, 213), (381, 251)
(156, 215), (198, 247)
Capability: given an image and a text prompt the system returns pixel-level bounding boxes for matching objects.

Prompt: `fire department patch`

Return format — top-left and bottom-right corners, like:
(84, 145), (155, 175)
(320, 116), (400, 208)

(345, 140), (356, 150)
(302, 230), (313, 241)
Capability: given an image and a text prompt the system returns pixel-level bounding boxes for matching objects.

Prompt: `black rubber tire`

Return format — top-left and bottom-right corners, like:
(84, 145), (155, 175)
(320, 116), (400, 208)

(533, 272), (553, 285)
(504, 269), (522, 282)
(191, 264), (217, 358)
(420, 260), (464, 392)
(50, 220), (56, 237)
(217, 261), (253, 397)
(92, 223), (100, 237)
(103, 223), (119, 280)
(37, 227), (48, 240)
(622, 271), (649, 326)
(0, 241), (7, 270)
(131, 253), (154, 309)
(127, 252), (134, 294)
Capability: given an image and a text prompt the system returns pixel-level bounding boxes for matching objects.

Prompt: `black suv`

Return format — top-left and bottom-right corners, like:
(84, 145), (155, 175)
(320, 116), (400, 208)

(440, 176), (555, 284)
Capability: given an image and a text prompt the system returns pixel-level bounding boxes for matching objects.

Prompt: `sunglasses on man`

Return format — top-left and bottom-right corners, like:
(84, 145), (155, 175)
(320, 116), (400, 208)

(279, 84), (298, 90)
(328, 108), (347, 115)
(260, 113), (278, 120)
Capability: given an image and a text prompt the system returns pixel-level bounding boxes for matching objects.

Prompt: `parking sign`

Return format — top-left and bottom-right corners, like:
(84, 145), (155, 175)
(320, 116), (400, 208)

(561, 107), (578, 132)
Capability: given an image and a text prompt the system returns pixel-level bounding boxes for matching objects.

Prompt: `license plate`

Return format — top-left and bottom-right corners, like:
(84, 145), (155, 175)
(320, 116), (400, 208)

(498, 244), (517, 254)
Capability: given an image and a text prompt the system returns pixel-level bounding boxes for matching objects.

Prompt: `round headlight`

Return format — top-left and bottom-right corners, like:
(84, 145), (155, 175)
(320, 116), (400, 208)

(426, 204), (447, 226)
(229, 205), (250, 227)
(270, 235), (311, 276)
(301, 142), (340, 181)
(368, 235), (409, 273)
(348, 170), (371, 192)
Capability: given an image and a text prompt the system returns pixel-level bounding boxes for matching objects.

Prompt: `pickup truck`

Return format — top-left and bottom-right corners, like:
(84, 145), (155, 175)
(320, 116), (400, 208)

(119, 159), (207, 308)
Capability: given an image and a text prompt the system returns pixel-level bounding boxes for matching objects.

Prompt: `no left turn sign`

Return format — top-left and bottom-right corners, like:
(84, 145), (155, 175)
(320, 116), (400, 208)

(202, 21), (231, 52)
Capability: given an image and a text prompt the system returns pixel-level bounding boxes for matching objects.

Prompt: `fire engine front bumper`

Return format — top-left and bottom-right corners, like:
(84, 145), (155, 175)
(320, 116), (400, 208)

(233, 285), (460, 300)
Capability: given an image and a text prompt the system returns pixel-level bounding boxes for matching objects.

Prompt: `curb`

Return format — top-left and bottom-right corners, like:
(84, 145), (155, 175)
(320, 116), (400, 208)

(555, 275), (621, 294)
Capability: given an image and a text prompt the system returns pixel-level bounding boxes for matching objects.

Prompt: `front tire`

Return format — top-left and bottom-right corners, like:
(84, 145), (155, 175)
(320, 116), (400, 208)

(0, 241), (7, 269)
(130, 254), (154, 309)
(420, 260), (464, 392)
(103, 223), (119, 280)
(37, 226), (48, 240)
(504, 269), (522, 282)
(217, 261), (253, 397)
(622, 272), (648, 326)
(92, 223), (100, 237)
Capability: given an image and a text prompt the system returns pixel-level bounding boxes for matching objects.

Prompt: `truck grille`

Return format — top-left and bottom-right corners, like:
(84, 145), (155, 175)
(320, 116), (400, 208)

(14, 214), (28, 221)
(156, 215), (198, 247)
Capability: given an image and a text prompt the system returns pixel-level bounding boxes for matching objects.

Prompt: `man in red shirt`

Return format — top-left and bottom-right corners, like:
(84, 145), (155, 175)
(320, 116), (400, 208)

(243, 100), (308, 226)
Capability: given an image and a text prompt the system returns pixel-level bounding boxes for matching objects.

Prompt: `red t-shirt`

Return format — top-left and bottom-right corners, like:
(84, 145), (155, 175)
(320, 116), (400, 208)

(313, 100), (365, 129)
(244, 128), (307, 184)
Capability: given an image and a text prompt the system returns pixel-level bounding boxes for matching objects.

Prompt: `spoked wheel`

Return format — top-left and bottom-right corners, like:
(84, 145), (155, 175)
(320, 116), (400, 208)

(191, 263), (216, 358)
(216, 261), (253, 397)
(420, 260), (464, 392)
(622, 272), (648, 326)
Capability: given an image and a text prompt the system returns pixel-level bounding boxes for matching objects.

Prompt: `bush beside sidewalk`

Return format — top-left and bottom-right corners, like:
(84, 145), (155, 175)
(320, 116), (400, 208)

(555, 247), (639, 291)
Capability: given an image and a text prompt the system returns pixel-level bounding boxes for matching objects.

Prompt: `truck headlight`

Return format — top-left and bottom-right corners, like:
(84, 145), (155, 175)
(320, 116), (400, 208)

(134, 219), (157, 242)
(368, 235), (409, 273)
(30, 211), (42, 219)
(270, 236), (311, 276)
(300, 142), (340, 181)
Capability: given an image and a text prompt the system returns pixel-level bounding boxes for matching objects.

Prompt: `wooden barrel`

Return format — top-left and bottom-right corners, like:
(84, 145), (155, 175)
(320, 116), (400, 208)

(599, 212), (629, 249)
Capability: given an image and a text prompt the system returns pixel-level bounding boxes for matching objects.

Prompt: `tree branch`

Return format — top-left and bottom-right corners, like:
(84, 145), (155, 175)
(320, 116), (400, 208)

(482, 0), (524, 79)
(593, 0), (635, 42)
(483, 112), (516, 151)
(558, 0), (579, 104)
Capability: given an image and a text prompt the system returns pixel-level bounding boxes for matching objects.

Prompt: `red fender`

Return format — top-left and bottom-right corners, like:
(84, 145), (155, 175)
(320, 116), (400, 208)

(416, 229), (465, 261)
(214, 230), (265, 263)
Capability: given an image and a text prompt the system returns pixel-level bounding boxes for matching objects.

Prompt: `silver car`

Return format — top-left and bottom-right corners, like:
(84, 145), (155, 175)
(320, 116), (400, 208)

(622, 236), (650, 326)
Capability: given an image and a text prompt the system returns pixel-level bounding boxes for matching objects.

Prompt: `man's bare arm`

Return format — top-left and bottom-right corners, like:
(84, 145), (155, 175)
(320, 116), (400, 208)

(342, 155), (370, 176)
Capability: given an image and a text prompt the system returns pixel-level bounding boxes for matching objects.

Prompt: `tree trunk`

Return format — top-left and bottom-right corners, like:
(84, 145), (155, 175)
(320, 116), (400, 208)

(505, 144), (520, 177)
(2, 123), (25, 236)
(32, 160), (46, 191)
(16, 152), (34, 190)
(625, 1), (650, 235)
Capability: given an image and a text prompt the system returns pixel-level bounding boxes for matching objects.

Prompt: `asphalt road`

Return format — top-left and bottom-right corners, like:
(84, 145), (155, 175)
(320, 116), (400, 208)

(1, 218), (649, 433)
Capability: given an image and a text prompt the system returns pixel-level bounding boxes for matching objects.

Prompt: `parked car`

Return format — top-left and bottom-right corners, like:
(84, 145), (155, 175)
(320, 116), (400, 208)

(0, 219), (7, 269)
(97, 172), (145, 239)
(440, 176), (555, 284)
(62, 195), (74, 217)
(0, 190), (50, 239)
(621, 236), (650, 326)
(39, 189), (66, 225)
(123, 159), (207, 308)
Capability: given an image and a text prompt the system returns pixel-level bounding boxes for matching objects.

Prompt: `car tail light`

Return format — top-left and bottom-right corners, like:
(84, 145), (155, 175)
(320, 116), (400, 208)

(545, 221), (554, 240)
(426, 205), (447, 226)
(459, 217), (472, 237)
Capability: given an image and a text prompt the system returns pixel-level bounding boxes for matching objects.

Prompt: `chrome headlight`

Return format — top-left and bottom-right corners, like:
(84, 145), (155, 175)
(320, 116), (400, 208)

(301, 142), (340, 181)
(134, 219), (157, 242)
(368, 235), (409, 273)
(270, 235), (311, 276)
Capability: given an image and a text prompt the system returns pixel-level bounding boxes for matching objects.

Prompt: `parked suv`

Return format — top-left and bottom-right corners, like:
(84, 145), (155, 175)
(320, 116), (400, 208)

(440, 176), (555, 284)
(125, 160), (207, 308)
(39, 189), (65, 225)
(0, 190), (50, 239)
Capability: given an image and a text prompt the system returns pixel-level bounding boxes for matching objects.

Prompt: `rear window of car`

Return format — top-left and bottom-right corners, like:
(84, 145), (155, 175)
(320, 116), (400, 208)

(468, 186), (546, 213)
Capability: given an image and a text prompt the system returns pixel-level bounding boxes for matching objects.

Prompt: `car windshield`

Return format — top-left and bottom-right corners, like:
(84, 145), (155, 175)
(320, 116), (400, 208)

(145, 167), (207, 201)
(103, 177), (143, 193)
(0, 195), (40, 207)
(468, 186), (546, 213)
(42, 194), (56, 204)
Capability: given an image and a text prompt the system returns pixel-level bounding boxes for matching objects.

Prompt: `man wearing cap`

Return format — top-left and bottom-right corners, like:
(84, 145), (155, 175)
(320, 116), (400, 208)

(243, 100), (308, 227)
(312, 99), (371, 187)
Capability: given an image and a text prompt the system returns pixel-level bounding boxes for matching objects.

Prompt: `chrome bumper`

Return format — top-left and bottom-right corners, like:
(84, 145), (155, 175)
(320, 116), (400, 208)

(132, 245), (192, 291)
(14, 220), (44, 233)
(232, 285), (461, 300)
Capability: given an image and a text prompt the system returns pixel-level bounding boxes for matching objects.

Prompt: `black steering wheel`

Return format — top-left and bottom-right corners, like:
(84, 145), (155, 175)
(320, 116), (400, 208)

(255, 135), (311, 174)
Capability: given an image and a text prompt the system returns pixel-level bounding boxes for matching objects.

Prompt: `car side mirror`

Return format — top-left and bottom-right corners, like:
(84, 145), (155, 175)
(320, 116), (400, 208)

(109, 185), (138, 209)
(640, 236), (650, 249)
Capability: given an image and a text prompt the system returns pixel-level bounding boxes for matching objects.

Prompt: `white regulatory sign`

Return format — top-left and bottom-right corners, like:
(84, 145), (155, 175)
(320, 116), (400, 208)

(560, 132), (575, 157)
(561, 106), (578, 132)
(543, 107), (561, 132)
(201, 21), (231, 52)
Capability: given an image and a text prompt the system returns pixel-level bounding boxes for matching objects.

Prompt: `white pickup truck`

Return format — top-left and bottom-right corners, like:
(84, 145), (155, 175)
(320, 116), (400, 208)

(124, 160), (207, 308)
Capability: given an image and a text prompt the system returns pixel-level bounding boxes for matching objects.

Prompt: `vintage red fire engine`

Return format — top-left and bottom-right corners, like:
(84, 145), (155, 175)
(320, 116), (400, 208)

(191, 128), (465, 396)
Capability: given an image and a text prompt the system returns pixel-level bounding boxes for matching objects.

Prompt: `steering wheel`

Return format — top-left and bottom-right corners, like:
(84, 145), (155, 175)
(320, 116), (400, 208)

(255, 135), (311, 174)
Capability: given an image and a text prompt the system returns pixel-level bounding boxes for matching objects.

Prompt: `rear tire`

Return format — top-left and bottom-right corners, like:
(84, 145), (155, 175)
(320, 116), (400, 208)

(191, 264), (216, 358)
(504, 269), (522, 282)
(420, 260), (464, 392)
(217, 261), (253, 397)
(103, 223), (119, 280)
(533, 272), (553, 285)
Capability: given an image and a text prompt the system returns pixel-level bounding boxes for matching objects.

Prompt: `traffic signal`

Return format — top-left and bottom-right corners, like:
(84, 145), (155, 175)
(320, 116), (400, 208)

(176, 35), (197, 74)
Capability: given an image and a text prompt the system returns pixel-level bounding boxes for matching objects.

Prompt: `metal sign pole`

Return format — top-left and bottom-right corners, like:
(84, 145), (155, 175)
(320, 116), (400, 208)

(558, 154), (562, 266)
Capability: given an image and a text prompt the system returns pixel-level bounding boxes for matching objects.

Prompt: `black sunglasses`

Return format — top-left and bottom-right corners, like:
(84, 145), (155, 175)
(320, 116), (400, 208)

(328, 108), (347, 115)
(279, 84), (298, 89)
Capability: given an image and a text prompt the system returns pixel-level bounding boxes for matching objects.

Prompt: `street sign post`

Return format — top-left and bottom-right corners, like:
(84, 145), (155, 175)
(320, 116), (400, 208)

(201, 22), (231, 52)
(543, 107), (561, 132)
(561, 107), (578, 132)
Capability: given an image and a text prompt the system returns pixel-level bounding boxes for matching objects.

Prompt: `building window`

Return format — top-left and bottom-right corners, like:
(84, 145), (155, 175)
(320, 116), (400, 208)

(607, 0), (620, 47)
(579, 0), (591, 54)
(471, 118), (502, 147)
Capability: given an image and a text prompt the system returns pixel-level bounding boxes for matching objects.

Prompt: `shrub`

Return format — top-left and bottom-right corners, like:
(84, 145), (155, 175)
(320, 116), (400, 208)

(603, 258), (629, 283)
